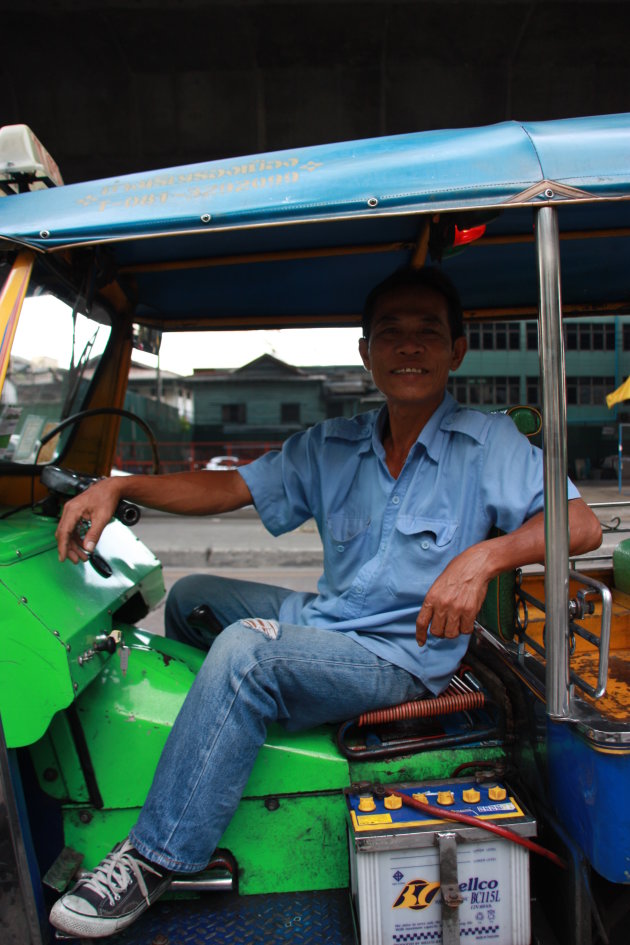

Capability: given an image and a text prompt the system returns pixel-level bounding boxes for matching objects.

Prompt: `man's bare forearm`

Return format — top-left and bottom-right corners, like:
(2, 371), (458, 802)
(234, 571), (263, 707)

(479, 497), (602, 581)
(55, 470), (253, 563)
(107, 470), (253, 516)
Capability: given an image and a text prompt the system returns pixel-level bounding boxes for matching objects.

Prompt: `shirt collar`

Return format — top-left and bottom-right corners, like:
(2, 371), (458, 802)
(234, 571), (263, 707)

(323, 412), (375, 453)
(372, 393), (460, 464)
(420, 392), (459, 462)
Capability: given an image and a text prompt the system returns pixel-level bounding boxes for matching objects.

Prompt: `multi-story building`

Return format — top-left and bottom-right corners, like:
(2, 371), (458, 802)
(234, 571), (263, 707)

(189, 355), (377, 465)
(450, 316), (630, 477)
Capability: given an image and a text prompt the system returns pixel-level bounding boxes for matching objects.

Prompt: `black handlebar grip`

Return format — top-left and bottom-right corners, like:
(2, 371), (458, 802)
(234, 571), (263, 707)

(114, 500), (141, 527)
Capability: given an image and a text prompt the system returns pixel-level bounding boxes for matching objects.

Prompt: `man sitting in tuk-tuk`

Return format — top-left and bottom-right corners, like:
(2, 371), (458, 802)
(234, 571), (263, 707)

(49, 266), (602, 938)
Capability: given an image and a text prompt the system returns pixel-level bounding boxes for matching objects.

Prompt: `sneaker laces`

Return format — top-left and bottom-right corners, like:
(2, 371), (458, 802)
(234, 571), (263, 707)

(80, 840), (163, 907)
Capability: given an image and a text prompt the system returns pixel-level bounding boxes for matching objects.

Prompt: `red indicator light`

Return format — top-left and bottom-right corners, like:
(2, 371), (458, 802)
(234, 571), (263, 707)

(453, 224), (486, 247)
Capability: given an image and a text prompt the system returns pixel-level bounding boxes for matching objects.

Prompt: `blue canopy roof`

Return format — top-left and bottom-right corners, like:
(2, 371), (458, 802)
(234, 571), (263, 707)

(1, 113), (629, 326)
(2, 113), (630, 249)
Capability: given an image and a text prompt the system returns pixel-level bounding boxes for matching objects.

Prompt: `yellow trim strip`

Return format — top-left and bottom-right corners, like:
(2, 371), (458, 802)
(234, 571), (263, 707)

(579, 741), (630, 756)
(0, 251), (36, 394)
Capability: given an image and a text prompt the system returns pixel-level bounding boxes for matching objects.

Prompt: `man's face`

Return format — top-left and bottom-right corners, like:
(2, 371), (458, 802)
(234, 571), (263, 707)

(358, 285), (467, 411)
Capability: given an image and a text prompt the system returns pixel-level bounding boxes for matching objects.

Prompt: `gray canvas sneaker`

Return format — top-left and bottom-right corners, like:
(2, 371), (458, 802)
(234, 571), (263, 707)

(49, 838), (173, 938)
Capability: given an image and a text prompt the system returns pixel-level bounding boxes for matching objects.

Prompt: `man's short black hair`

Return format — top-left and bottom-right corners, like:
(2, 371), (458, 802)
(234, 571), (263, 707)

(362, 266), (464, 343)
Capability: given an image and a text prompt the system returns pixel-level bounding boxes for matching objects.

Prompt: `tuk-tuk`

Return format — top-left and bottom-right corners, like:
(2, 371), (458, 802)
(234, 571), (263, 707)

(1, 113), (630, 945)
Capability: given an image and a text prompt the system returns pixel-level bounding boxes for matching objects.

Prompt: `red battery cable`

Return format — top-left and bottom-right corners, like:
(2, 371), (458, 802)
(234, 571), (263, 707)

(382, 787), (567, 870)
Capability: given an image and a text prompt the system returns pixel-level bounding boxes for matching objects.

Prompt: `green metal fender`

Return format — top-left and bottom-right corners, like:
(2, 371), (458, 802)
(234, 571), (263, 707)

(0, 510), (164, 748)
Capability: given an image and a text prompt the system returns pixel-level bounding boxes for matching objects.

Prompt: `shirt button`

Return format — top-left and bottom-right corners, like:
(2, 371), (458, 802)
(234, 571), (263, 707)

(392, 495), (400, 505)
(421, 540), (430, 550)
(355, 585), (363, 594)
(337, 544), (345, 552)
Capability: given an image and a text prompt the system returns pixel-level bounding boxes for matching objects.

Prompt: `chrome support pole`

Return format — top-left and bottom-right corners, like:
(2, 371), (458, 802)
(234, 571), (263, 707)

(535, 206), (571, 720)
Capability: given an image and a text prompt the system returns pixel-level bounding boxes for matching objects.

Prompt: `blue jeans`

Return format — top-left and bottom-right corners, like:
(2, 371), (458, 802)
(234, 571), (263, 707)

(130, 574), (427, 872)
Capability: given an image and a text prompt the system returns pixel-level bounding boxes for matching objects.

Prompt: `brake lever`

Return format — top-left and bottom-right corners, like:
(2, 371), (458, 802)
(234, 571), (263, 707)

(88, 550), (112, 579)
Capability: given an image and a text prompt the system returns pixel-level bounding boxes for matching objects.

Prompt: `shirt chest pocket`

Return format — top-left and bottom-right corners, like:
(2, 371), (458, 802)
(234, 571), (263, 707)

(386, 515), (459, 599)
(324, 512), (372, 586)
(326, 512), (371, 546)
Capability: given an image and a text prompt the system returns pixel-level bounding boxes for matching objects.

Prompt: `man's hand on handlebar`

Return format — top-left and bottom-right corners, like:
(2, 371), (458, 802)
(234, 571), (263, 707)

(56, 477), (123, 563)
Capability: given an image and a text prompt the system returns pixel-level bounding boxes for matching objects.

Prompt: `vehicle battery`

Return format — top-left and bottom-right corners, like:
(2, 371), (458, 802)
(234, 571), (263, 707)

(346, 779), (536, 945)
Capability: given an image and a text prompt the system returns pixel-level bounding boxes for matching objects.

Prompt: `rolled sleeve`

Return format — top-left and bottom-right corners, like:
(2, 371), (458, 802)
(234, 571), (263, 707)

(238, 429), (318, 536)
(481, 413), (579, 532)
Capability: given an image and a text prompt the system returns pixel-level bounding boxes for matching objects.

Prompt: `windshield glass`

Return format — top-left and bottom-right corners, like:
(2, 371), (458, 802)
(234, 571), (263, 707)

(0, 292), (111, 464)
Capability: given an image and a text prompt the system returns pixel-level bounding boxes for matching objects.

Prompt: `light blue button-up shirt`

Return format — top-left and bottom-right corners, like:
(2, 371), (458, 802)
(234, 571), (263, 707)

(240, 393), (578, 694)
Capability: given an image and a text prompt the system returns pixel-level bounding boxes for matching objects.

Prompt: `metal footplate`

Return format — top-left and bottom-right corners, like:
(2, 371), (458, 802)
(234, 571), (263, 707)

(54, 889), (356, 944)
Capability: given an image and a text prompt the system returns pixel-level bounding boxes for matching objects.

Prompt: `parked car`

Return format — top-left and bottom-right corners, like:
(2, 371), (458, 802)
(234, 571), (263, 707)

(204, 455), (246, 471)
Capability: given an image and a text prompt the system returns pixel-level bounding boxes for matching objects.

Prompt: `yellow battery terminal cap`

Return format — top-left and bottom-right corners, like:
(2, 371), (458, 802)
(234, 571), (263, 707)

(412, 792), (428, 804)
(358, 795), (376, 812)
(462, 788), (481, 804)
(384, 794), (403, 810)
(437, 790), (455, 806)
(488, 785), (507, 801)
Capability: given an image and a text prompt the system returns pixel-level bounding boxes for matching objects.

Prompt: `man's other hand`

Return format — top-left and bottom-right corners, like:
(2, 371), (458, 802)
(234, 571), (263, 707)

(415, 545), (491, 646)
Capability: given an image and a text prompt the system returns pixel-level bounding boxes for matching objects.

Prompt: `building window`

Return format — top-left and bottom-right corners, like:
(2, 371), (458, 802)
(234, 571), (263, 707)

(221, 403), (247, 423)
(465, 322), (520, 350)
(565, 322), (615, 351)
(448, 376), (520, 406)
(526, 323), (538, 351)
(526, 376), (540, 404)
(281, 402), (301, 423)
(623, 324), (630, 350)
(566, 376), (615, 406)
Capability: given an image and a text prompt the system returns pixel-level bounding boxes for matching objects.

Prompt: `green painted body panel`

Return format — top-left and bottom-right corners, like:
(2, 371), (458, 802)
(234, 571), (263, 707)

(0, 510), (165, 748)
(32, 630), (348, 805)
(348, 745), (506, 786)
(34, 628), (503, 894)
(203, 794), (350, 894)
(30, 712), (90, 803)
(63, 795), (350, 895)
(242, 724), (349, 796)
(63, 807), (140, 873)
(0, 587), (74, 749)
(72, 631), (204, 807)
(0, 511), (58, 564)
(31, 629), (357, 891)
(613, 538), (630, 593)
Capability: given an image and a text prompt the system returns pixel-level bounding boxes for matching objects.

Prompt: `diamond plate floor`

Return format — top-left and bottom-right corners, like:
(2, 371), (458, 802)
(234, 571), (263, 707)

(72, 889), (357, 945)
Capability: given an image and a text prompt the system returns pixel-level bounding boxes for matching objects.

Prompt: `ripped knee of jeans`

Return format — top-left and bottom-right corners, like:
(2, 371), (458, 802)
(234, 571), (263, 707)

(241, 617), (280, 640)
